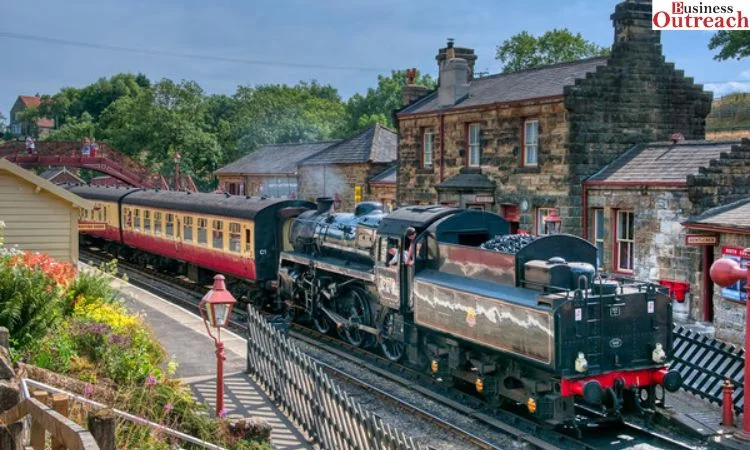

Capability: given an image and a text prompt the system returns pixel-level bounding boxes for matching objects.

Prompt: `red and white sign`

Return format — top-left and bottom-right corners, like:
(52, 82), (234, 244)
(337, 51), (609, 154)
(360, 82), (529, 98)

(685, 234), (719, 246)
(722, 246), (750, 258)
(653, 1), (750, 30)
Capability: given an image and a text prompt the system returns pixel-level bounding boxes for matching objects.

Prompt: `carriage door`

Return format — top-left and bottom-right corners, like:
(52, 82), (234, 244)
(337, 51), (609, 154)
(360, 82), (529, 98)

(374, 236), (401, 311)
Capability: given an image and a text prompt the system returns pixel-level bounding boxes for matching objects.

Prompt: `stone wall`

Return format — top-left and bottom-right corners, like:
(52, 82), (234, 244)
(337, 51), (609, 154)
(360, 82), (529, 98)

(368, 183), (396, 212)
(688, 139), (750, 212)
(711, 232), (750, 345)
(298, 163), (383, 212)
(563, 0), (712, 235)
(397, 98), (571, 230)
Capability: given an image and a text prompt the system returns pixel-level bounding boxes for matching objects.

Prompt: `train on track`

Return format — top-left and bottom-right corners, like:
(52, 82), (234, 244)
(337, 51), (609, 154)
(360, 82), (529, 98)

(70, 185), (682, 427)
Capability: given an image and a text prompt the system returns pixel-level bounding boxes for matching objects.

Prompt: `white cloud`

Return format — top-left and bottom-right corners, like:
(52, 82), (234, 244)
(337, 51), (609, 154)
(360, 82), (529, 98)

(741, 69), (750, 80)
(705, 81), (750, 97)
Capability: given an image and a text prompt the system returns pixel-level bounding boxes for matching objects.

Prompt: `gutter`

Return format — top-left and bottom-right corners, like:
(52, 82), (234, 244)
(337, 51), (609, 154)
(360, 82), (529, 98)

(680, 222), (750, 235)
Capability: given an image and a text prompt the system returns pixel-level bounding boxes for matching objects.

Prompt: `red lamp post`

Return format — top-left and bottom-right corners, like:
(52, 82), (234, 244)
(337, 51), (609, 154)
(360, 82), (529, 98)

(710, 255), (750, 440)
(199, 274), (237, 418)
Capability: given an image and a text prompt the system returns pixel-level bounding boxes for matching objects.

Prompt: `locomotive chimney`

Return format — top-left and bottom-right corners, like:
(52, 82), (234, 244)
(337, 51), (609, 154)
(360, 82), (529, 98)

(316, 197), (334, 214)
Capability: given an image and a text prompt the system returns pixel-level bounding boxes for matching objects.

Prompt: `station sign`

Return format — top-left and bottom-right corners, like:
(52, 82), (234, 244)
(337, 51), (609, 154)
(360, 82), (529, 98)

(720, 246), (750, 303)
(473, 195), (494, 203)
(78, 222), (106, 231)
(685, 234), (718, 246)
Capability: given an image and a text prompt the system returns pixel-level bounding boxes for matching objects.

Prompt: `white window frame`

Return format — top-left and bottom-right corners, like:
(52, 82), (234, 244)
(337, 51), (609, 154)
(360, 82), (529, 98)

(616, 210), (634, 273)
(524, 119), (539, 166)
(468, 123), (481, 167)
(422, 128), (434, 167)
(594, 209), (604, 269)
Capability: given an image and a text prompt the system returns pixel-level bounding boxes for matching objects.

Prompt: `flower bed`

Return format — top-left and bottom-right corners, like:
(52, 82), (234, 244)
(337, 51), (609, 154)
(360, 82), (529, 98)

(0, 225), (269, 449)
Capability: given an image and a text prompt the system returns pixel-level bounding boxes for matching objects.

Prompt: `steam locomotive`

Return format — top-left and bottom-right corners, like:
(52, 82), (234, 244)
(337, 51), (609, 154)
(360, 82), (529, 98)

(69, 185), (681, 426)
(278, 198), (682, 426)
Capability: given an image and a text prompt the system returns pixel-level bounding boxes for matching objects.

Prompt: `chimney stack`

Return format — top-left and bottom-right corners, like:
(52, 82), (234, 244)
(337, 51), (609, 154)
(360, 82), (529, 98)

(401, 68), (430, 106)
(437, 39), (470, 108)
(436, 39), (476, 83)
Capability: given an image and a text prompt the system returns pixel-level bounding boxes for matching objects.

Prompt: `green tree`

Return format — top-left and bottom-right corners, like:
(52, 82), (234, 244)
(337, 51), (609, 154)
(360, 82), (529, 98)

(42, 112), (96, 141)
(496, 29), (609, 73)
(709, 31), (750, 61)
(16, 107), (41, 138)
(343, 69), (435, 134)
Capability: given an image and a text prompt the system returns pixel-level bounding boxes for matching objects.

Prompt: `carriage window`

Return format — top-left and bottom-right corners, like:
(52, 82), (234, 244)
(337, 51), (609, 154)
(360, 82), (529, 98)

(183, 216), (193, 242)
(103, 207), (107, 222)
(154, 212), (162, 235)
(197, 218), (208, 244)
(166, 213), (175, 238)
(123, 208), (132, 229)
(245, 229), (252, 253)
(229, 223), (241, 253)
(143, 210), (151, 233)
(133, 209), (141, 231)
(212, 220), (224, 249)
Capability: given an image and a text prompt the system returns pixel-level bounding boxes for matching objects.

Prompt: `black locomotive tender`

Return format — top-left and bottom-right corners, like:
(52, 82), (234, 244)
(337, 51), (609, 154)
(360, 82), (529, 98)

(277, 198), (682, 425)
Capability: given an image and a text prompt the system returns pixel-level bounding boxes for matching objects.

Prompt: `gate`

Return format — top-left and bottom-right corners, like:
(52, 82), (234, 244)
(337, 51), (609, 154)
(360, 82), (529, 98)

(671, 325), (745, 413)
(245, 307), (425, 450)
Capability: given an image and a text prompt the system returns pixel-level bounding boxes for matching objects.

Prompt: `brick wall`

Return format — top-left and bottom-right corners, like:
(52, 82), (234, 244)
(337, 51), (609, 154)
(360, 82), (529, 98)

(298, 163), (376, 211)
(369, 183), (396, 211)
(687, 139), (750, 212)
(712, 233), (750, 345)
(587, 186), (704, 319)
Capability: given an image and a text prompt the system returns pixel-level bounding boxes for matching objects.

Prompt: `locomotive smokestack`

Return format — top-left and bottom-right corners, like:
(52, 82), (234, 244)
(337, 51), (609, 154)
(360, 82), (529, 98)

(316, 197), (334, 214)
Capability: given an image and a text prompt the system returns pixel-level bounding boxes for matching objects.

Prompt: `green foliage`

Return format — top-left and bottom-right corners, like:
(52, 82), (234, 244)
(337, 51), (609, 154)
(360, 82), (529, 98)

(709, 31), (750, 61)
(496, 29), (610, 73)
(342, 69), (435, 134)
(15, 106), (41, 137)
(0, 262), (63, 348)
(42, 111), (96, 141)
(706, 92), (750, 131)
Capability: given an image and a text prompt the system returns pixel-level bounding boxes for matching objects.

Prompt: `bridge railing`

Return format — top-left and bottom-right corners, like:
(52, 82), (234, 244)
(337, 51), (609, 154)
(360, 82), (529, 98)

(245, 306), (426, 450)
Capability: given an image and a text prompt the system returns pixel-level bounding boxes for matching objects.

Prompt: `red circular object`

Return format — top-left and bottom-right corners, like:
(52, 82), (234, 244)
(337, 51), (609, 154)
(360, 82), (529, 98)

(710, 258), (747, 287)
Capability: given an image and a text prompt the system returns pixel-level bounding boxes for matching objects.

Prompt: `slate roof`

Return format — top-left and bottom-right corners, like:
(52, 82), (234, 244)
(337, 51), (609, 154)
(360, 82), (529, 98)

(215, 140), (340, 176)
(38, 167), (84, 184)
(436, 170), (496, 191)
(369, 165), (397, 184)
(300, 124), (397, 166)
(683, 198), (750, 233)
(399, 57), (607, 116)
(587, 141), (741, 184)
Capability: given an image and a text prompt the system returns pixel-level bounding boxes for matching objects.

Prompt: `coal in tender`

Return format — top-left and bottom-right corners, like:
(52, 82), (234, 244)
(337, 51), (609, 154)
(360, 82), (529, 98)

(480, 234), (538, 253)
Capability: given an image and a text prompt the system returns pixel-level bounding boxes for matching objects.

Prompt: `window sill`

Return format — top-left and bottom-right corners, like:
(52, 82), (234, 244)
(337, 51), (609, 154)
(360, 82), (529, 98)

(722, 297), (747, 306)
(613, 269), (634, 276)
(514, 166), (540, 174)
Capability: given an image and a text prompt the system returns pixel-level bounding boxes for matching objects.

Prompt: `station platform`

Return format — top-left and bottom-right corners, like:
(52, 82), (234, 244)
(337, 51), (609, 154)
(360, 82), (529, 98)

(112, 277), (312, 450)
(666, 388), (748, 449)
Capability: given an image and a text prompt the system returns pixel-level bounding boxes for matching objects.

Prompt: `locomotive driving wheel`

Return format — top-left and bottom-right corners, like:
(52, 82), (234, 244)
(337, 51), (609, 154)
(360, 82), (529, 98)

(338, 287), (372, 347)
(380, 310), (405, 362)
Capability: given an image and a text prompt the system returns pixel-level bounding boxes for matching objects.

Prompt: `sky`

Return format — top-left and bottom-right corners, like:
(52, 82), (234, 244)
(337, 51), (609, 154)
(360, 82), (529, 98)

(1, 0), (749, 121)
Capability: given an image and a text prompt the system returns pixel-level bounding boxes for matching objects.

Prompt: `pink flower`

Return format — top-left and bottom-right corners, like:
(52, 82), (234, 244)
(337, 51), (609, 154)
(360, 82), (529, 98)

(164, 402), (173, 412)
(218, 408), (228, 418)
(83, 384), (95, 398)
(145, 375), (157, 387)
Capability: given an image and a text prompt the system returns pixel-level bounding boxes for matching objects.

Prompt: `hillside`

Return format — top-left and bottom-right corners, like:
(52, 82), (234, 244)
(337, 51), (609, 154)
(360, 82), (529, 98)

(706, 92), (750, 132)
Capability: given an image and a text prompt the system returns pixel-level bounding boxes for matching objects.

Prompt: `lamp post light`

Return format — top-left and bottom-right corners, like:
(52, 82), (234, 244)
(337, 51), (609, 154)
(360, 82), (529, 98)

(710, 255), (750, 440)
(199, 274), (237, 417)
(544, 208), (562, 235)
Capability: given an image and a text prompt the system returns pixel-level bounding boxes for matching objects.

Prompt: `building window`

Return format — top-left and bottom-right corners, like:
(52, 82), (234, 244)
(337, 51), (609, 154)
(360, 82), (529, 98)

(133, 209), (141, 231)
(229, 223), (241, 253)
(422, 128), (434, 167)
(212, 220), (224, 249)
(143, 210), (151, 233)
(616, 210), (634, 272)
(154, 212), (162, 236)
(467, 123), (481, 167)
(197, 218), (208, 245)
(536, 207), (555, 235)
(524, 119), (539, 166)
(593, 209), (604, 269)
(165, 213), (175, 238)
(183, 216), (193, 242)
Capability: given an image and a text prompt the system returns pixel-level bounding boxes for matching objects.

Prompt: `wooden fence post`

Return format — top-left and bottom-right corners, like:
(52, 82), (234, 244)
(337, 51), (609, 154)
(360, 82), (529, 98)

(51, 394), (69, 450)
(30, 391), (48, 450)
(87, 408), (116, 450)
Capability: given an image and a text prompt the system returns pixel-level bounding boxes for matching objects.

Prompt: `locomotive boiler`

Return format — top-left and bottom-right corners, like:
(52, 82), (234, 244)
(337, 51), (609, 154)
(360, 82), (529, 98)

(277, 199), (683, 426)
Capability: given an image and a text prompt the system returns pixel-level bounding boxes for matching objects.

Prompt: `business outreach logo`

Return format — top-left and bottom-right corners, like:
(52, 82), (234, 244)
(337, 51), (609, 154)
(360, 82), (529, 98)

(652, 0), (750, 30)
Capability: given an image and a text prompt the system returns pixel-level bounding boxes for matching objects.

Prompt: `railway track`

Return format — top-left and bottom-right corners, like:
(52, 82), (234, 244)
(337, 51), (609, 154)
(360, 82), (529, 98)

(80, 247), (706, 450)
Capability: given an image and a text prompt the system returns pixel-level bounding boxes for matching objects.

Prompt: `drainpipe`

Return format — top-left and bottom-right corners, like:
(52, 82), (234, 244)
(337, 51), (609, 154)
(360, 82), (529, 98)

(582, 181), (588, 240)
(439, 113), (445, 183)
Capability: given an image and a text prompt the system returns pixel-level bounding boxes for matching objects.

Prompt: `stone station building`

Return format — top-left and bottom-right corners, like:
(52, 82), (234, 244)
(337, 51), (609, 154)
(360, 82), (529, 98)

(395, 0), (711, 236)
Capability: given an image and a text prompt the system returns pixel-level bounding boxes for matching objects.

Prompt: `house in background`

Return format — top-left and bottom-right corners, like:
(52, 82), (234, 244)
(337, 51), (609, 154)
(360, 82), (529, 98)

(297, 123), (397, 211)
(0, 159), (92, 263)
(368, 165), (397, 212)
(395, 0), (711, 235)
(9, 94), (56, 136)
(214, 141), (340, 197)
(38, 167), (85, 185)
